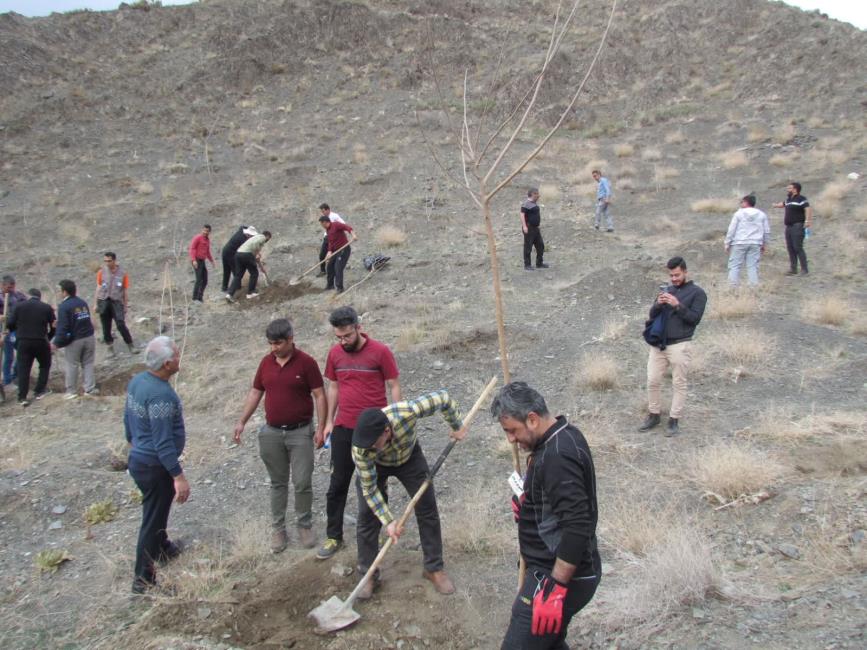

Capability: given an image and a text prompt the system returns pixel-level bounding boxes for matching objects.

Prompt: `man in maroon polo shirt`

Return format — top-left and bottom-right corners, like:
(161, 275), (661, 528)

(234, 318), (327, 553)
(316, 305), (401, 561)
(318, 214), (357, 293)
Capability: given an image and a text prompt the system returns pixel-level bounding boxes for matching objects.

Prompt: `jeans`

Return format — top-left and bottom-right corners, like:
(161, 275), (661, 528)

(3, 332), (16, 385)
(523, 226), (544, 267)
(63, 335), (96, 394)
(325, 426), (356, 541)
(228, 252), (259, 295)
(647, 341), (692, 419)
(319, 236), (329, 273)
(192, 261), (208, 301)
(128, 458), (176, 586)
(727, 243), (761, 287)
(326, 246), (351, 292)
(257, 423), (314, 531)
(221, 249), (236, 292)
(501, 569), (600, 649)
(594, 199), (613, 230)
(16, 338), (51, 400)
(356, 443), (444, 574)
(785, 223), (808, 272)
(99, 299), (133, 345)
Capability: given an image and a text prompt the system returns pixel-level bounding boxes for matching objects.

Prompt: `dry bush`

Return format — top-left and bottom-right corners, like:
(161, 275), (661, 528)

(601, 317), (629, 341)
(806, 116), (827, 128)
(573, 181), (598, 198)
(580, 159), (609, 177)
(619, 178), (635, 191)
(539, 182), (561, 201)
(850, 315), (867, 336)
(802, 295), (847, 326)
(774, 123), (796, 145)
(801, 501), (867, 577)
(769, 152), (798, 167)
(686, 442), (783, 501)
(708, 327), (775, 369)
(746, 127), (767, 143)
(576, 352), (620, 390)
(618, 165), (636, 179)
(691, 198), (735, 214)
(719, 149), (748, 169)
(709, 289), (759, 320)
(748, 408), (866, 444)
(653, 166), (680, 180)
(604, 524), (720, 629)
(664, 130), (686, 144)
(613, 143), (634, 157)
(444, 484), (513, 556)
(641, 147), (662, 161)
(395, 323), (424, 352)
(656, 215), (682, 233)
(375, 225), (407, 247)
(815, 180), (852, 217)
(599, 490), (676, 557)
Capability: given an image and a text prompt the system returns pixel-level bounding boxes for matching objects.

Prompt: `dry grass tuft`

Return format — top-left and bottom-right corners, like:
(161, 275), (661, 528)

(375, 225), (407, 247)
(654, 166), (680, 181)
(800, 499), (867, 577)
(746, 127), (767, 143)
(691, 198), (734, 214)
(748, 408), (866, 444)
(709, 289), (759, 320)
(395, 323), (425, 352)
(445, 484), (513, 556)
(664, 130), (686, 144)
(815, 180), (852, 218)
(719, 149), (748, 169)
(539, 182), (561, 202)
(802, 295), (847, 326)
(687, 442), (783, 501)
(600, 490), (676, 557)
(769, 152), (798, 167)
(600, 317), (629, 341)
(774, 123), (796, 145)
(641, 147), (662, 161)
(708, 327), (775, 370)
(576, 352), (620, 390)
(850, 315), (867, 336)
(614, 143), (634, 157)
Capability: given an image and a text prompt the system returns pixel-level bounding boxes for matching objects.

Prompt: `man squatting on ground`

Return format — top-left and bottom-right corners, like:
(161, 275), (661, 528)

(521, 188), (548, 271)
(317, 203), (345, 276)
(639, 256), (707, 436)
(7, 288), (55, 406)
(94, 252), (140, 356)
(125, 336), (189, 594)
(52, 279), (97, 398)
(319, 214), (356, 294)
(233, 318), (326, 553)
(188, 224), (215, 303)
(591, 169), (614, 232)
(226, 230), (271, 301)
(772, 181), (812, 276)
(492, 382), (601, 650)
(725, 194), (769, 288)
(2, 275), (29, 388)
(220, 225), (256, 293)
(317, 306), (401, 561)
(350, 390), (468, 598)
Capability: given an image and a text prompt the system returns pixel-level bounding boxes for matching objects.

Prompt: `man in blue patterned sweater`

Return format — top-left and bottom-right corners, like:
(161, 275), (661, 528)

(124, 336), (190, 594)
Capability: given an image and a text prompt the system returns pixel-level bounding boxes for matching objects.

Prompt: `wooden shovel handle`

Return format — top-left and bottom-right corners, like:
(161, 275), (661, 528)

(293, 238), (353, 282)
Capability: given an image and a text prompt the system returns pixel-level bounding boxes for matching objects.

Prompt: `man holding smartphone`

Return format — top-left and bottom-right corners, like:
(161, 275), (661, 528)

(639, 257), (707, 436)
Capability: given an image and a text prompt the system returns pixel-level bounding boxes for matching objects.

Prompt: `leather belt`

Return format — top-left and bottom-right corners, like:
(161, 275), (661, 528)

(270, 420), (311, 431)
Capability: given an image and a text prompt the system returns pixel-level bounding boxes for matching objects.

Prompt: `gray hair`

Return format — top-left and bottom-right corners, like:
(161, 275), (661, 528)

(144, 336), (177, 371)
(490, 382), (550, 421)
(266, 318), (294, 341)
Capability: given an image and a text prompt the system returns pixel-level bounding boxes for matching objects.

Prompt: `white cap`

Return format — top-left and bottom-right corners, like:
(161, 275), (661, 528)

(243, 226), (259, 236)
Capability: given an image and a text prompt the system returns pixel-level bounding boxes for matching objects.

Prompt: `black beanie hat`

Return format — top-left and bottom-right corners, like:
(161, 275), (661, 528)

(353, 408), (390, 448)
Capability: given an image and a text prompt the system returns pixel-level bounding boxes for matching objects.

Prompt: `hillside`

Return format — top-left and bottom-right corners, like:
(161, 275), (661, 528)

(0, 0), (865, 648)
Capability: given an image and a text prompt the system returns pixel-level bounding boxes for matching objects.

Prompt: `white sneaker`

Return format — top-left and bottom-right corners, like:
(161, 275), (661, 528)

(246, 293), (260, 299)
(225, 294), (236, 303)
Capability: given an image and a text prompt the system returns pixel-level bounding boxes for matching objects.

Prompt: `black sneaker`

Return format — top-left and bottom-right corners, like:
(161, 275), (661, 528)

(524, 265), (534, 271)
(157, 540), (184, 564)
(536, 263), (550, 269)
(665, 418), (680, 436)
(638, 413), (660, 431)
(34, 389), (52, 400)
(799, 269), (809, 276)
(18, 398), (30, 408)
(785, 269), (797, 276)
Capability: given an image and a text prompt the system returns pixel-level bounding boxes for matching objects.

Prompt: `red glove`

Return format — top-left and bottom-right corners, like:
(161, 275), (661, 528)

(531, 575), (568, 636)
(511, 493), (525, 522)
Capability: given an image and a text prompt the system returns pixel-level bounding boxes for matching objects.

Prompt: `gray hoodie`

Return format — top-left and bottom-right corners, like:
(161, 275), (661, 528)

(725, 207), (769, 247)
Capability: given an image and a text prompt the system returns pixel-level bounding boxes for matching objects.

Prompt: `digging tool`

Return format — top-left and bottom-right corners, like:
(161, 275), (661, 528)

(309, 376), (498, 634)
(257, 260), (270, 287)
(289, 238), (354, 286)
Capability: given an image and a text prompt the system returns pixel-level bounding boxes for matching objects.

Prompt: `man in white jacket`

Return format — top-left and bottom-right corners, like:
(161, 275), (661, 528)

(725, 195), (769, 288)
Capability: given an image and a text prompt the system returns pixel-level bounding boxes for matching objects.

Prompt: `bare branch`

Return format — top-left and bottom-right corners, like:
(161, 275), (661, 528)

(414, 110), (482, 210)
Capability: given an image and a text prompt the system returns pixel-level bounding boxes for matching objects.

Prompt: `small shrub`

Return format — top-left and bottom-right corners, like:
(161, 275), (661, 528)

(641, 147), (662, 162)
(746, 127), (767, 143)
(803, 295), (847, 326)
(664, 130), (686, 144)
(654, 166), (680, 181)
(84, 500), (118, 525)
(769, 152), (797, 167)
(774, 123), (796, 145)
(445, 485), (512, 556)
(748, 408), (866, 444)
(577, 353), (619, 390)
(719, 150), (748, 169)
(375, 225), (407, 247)
(710, 290), (759, 320)
(35, 549), (73, 573)
(614, 143), (634, 157)
(709, 328), (775, 369)
(687, 442), (783, 501)
(601, 318), (629, 341)
(691, 198), (734, 214)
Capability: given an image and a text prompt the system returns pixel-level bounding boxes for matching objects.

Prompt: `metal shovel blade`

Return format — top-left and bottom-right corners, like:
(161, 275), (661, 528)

(308, 595), (361, 633)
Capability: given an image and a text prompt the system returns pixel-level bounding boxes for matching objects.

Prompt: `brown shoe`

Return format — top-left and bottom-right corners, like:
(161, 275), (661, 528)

(422, 569), (455, 595)
(297, 527), (316, 549)
(271, 529), (288, 554)
(356, 574), (380, 601)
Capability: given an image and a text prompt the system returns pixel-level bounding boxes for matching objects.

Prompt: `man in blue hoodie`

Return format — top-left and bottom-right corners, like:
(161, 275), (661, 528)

(124, 336), (190, 594)
(52, 279), (97, 398)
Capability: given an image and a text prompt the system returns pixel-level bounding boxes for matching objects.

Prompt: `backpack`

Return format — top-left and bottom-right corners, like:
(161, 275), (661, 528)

(643, 308), (669, 350)
(363, 253), (391, 271)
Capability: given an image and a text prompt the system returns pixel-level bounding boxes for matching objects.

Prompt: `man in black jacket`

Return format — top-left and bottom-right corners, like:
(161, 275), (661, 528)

(493, 382), (600, 650)
(639, 256), (707, 436)
(220, 226), (256, 293)
(52, 279), (97, 398)
(7, 288), (56, 406)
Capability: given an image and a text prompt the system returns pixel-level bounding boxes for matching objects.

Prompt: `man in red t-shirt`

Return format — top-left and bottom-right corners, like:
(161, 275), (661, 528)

(188, 224), (215, 303)
(233, 319), (327, 553)
(316, 305), (401, 561)
(318, 214), (357, 293)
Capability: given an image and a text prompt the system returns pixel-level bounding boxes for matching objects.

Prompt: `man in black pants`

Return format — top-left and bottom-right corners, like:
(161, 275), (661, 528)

(521, 188), (548, 271)
(317, 204), (346, 276)
(492, 382), (601, 650)
(226, 230), (271, 301)
(94, 252), (140, 356)
(772, 181), (812, 276)
(7, 289), (55, 406)
(319, 215), (356, 294)
(220, 226), (255, 293)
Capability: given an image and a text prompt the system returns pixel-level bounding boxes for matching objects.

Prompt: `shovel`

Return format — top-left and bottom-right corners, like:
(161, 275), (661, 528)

(309, 376), (498, 633)
(289, 238), (354, 286)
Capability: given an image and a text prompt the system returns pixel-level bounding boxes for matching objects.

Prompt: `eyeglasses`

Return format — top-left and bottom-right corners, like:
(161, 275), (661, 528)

(334, 329), (358, 342)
